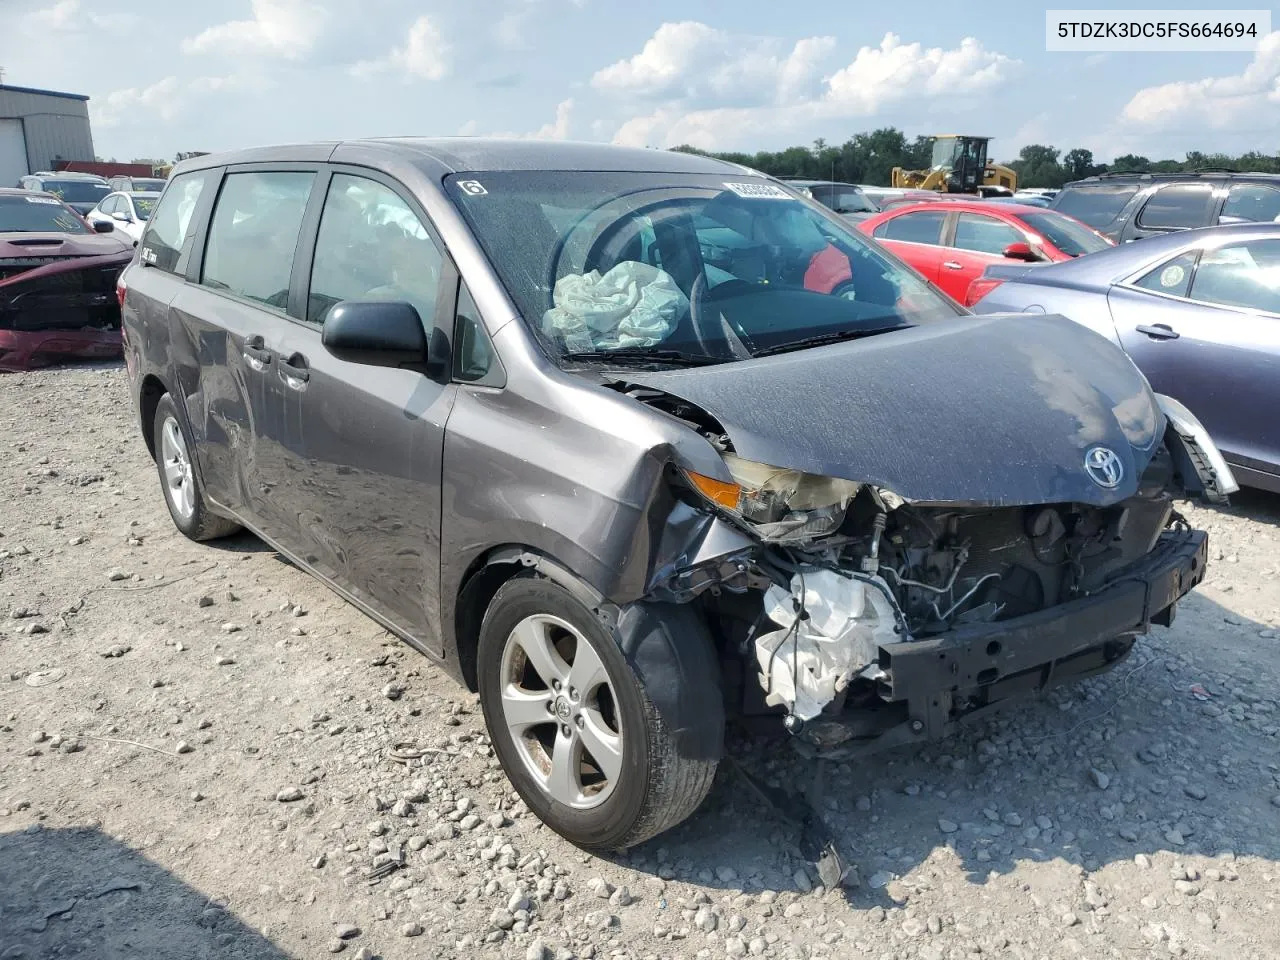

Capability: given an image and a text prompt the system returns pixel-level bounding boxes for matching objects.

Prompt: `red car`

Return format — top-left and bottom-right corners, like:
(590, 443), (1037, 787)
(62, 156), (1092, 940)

(857, 200), (1113, 306)
(0, 188), (132, 371)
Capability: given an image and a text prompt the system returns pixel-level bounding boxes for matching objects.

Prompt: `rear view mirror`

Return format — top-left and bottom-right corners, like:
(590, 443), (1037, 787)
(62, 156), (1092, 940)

(322, 300), (429, 370)
(1002, 242), (1038, 262)
(92, 220), (114, 233)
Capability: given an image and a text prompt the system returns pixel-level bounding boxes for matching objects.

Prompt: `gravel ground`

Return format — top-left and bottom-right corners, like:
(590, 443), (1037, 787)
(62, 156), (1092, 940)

(3, 363), (1280, 960)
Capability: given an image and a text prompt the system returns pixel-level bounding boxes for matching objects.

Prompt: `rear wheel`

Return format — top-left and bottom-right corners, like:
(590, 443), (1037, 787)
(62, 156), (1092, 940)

(152, 393), (240, 542)
(477, 576), (717, 849)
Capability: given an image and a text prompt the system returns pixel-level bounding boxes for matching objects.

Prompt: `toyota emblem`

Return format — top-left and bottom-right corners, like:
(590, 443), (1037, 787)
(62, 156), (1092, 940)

(1084, 446), (1124, 488)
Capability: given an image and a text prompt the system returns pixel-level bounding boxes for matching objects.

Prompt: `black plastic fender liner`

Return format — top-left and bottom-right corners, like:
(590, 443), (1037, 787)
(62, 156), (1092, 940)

(491, 549), (725, 764)
(611, 600), (726, 763)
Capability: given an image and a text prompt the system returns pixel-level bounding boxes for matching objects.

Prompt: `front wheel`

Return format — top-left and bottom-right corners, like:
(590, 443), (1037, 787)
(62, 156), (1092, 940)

(477, 576), (717, 850)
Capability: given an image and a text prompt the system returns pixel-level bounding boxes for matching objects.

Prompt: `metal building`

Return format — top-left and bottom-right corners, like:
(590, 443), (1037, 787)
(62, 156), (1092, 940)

(0, 84), (95, 187)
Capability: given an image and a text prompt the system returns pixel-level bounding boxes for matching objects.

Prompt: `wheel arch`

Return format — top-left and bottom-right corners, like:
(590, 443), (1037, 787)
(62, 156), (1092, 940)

(455, 544), (725, 763)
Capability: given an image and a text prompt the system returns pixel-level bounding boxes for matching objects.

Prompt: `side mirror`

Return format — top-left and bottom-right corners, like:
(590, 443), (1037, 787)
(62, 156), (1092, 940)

(1002, 241), (1038, 262)
(111, 210), (130, 222)
(322, 300), (429, 370)
(93, 220), (114, 233)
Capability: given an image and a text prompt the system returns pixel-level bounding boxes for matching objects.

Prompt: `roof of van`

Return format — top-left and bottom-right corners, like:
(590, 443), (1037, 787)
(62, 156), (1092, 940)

(172, 139), (754, 177)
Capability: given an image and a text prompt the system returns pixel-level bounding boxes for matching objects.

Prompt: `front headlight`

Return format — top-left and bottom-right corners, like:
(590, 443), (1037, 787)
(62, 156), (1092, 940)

(684, 454), (862, 541)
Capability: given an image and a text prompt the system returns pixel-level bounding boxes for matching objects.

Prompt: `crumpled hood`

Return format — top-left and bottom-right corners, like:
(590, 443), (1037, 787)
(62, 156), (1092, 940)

(626, 313), (1164, 507)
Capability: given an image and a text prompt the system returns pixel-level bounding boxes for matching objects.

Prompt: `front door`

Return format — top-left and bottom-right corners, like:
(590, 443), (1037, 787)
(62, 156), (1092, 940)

(262, 170), (458, 652)
(1109, 238), (1280, 477)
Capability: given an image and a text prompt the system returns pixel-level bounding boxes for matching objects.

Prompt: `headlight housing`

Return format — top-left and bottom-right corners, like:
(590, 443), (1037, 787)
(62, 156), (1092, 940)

(685, 453), (862, 541)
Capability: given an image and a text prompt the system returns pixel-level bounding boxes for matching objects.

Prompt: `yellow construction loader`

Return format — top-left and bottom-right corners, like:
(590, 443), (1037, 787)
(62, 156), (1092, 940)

(891, 135), (1017, 196)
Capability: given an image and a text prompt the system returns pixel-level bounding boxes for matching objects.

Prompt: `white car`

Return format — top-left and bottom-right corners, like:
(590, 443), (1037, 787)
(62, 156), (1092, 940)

(85, 191), (160, 244)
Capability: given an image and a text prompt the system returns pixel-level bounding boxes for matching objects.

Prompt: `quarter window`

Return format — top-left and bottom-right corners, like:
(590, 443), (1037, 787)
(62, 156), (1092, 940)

(1133, 251), (1198, 298)
(453, 282), (497, 382)
(952, 214), (1023, 255)
(201, 171), (314, 310)
(1136, 184), (1215, 230)
(307, 174), (444, 326)
(874, 211), (946, 245)
(1188, 239), (1280, 314)
(1219, 184), (1280, 224)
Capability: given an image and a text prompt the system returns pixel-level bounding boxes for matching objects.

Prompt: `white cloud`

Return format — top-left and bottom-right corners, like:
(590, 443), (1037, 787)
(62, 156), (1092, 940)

(351, 15), (450, 81)
(591, 21), (835, 106)
(605, 27), (1016, 149)
(1121, 31), (1280, 130)
(25, 0), (81, 30)
(22, 0), (122, 32)
(182, 0), (328, 60)
(92, 75), (255, 129)
(460, 99), (574, 140)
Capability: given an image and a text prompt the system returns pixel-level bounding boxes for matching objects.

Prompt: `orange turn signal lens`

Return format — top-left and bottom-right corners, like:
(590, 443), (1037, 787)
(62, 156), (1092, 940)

(686, 471), (741, 510)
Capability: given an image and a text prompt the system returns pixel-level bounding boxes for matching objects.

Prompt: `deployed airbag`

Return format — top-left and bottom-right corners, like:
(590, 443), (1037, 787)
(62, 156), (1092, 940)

(542, 261), (686, 351)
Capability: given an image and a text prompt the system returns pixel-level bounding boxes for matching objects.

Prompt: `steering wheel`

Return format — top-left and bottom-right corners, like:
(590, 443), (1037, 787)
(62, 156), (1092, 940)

(688, 273), (719, 357)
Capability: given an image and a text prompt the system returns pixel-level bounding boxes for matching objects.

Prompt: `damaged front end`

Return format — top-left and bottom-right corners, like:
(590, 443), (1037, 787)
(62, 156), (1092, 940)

(0, 252), (130, 371)
(628, 379), (1218, 759)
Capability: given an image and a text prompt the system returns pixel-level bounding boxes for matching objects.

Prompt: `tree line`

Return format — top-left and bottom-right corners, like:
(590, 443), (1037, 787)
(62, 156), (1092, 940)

(672, 129), (1280, 188)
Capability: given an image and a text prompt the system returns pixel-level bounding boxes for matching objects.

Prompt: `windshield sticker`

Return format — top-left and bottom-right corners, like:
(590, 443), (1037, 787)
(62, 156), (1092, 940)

(457, 180), (488, 197)
(1159, 264), (1185, 288)
(25, 196), (61, 205)
(722, 181), (791, 200)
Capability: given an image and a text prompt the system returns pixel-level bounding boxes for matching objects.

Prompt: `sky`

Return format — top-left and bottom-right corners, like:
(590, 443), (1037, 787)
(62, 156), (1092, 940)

(1, 0), (1278, 164)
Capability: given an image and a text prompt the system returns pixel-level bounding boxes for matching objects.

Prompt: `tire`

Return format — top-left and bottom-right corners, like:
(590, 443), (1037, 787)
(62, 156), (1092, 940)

(152, 393), (240, 542)
(477, 575), (717, 850)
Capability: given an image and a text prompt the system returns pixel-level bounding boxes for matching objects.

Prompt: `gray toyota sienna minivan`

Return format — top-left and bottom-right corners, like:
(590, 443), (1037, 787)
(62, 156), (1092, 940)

(120, 139), (1228, 850)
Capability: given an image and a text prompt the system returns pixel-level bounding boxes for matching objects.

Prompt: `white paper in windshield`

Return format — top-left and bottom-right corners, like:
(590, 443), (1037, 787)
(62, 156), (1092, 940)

(722, 181), (790, 200)
(25, 196), (61, 204)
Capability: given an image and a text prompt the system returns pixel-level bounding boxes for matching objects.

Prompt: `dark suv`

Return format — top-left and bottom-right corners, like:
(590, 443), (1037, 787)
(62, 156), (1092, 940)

(120, 139), (1221, 851)
(1051, 171), (1280, 242)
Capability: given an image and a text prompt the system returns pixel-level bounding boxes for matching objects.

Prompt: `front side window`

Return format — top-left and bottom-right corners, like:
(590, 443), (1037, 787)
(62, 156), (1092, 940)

(952, 214), (1023, 255)
(99, 195), (121, 216)
(1133, 251), (1198, 298)
(1219, 184), (1280, 224)
(0, 194), (88, 234)
(448, 171), (960, 363)
(1189, 239), (1280, 313)
(1136, 184), (1216, 230)
(140, 170), (214, 273)
(308, 174), (443, 326)
(875, 210), (947, 245)
(202, 171), (314, 310)
(1053, 184), (1140, 228)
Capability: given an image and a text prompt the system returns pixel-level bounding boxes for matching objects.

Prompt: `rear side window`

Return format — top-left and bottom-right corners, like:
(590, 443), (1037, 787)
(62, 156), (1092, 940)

(1219, 184), (1280, 224)
(201, 171), (314, 310)
(1189, 239), (1280, 313)
(140, 171), (213, 273)
(952, 214), (1022, 255)
(1053, 184), (1139, 228)
(1133, 251), (1198, 298)
(307, 173), (443, 326)
(874, 211), (946, 245)
(1136, 184), (1216, 230)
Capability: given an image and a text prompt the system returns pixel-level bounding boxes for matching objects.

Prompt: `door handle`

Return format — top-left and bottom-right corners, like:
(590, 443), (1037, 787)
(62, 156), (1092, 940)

(278, 352), (310, 388)
(1136, 323), (1180, 340)
(242, 336), (273, 371)
(942, 261), (963, 270)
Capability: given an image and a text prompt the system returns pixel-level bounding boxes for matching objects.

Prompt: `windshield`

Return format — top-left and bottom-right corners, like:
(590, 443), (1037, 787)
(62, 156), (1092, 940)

(0, 195), (89, 234)
(36, 180), (110, 203)
(133, 197), (157, 221)
(447, 171), (961, 364)
(1020, 211), (1112, 257)
(133, 179), (167, 192)
(931, 138), (963, 169)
